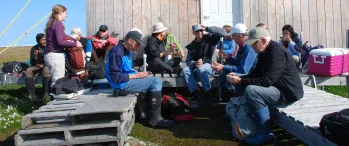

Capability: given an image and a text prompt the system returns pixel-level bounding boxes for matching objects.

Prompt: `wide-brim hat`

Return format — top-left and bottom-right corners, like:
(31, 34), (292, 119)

(152, 22), (168, 33)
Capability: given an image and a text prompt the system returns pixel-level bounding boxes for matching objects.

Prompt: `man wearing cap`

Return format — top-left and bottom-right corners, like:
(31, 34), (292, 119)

(211, 23), (258, 100)
(25, 33), (50, 102)
(145, 22), (182, 73)
(183, 24), (225, 106)
(106, 30), (174, 128)
(70, 28), (93, 62)
(87, 25), (117, 62)
(226, 27), (303, 145)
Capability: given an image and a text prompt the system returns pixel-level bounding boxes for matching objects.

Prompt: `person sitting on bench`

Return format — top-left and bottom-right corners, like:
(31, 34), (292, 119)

(183, 24), (226, 106)
(216, 25), (237, 64)
(226, 27), (304, 145)
(106, 30), (174, 128)
(211, 23), (258, 100)
(164, 31), (185, 62)
(25, 33), (51, 102)
(70, 28), (93, 62)
(87, 25), (117, 62)
(144, 22), (182, 74)
(280, 24), (302, 67)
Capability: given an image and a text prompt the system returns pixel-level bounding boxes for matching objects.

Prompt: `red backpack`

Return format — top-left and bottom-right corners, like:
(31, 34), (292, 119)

(65, 39), (88, 81)
(162, 93), (193, 122)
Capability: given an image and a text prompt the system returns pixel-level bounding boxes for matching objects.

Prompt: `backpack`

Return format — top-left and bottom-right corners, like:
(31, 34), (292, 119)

(226, 96), (257, 141)
(66, 46), (86, 70)
(300, 42), (324, 67)
(162, 93), (193, 122)
(1, 61), (29, 73)
(86, 61), (105, 80)
(319, 108), (349, 145)
(53, 76), (84, 95)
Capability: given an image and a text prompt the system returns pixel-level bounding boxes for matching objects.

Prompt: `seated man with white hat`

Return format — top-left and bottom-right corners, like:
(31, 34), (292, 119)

(144, 22), (182, 74)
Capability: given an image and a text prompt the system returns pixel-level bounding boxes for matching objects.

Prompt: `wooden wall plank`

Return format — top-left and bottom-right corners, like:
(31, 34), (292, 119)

(284, 0), (293, 25)
(341, 0), (349, 48)
(250, 0), (259, 28)
(333, 0), (342, 48)
(142, 0), (152, 40)
(243, 0), (251, 29)
(300, 0), (310, 44)
(188, 0), (199, 43)
(325, 0), (334, 48)
(276, 0), (285, 41)
(132, 0), (142, 28)
(114, 0), (124, 38)
(179, 0), (189, 49)
(292, 0), (301, 36)
(104, 0), (114, 34)
(95, 0), (105, 31)
(258, 0), (268, 25)
(317, 0), (326, 47)
(160, 0), (170, 28)
(169, 0), (180, 40)
(309, 0), (318, 46)
(86, 0), (96, 36)
(151, 0), (161, 25)
(267, 0), (276, 40)
(123, 0), (133, 37)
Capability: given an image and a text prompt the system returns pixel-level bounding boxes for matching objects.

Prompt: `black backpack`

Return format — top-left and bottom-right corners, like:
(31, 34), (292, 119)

(319, 108), (349, 145)
(1, 61), (29, 73)
(86, 61), (105, 80)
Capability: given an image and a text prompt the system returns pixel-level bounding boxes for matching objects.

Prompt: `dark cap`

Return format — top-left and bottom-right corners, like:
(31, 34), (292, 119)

(126, 31), (143, 46)
(36, 33), (45, 43)
(99, 25), (108, 31)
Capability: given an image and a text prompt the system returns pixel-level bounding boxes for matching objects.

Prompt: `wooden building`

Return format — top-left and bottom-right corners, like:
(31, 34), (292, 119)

(87, 0), (349, 49)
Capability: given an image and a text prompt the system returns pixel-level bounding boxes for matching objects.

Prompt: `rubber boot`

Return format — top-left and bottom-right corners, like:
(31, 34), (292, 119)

(42, 77), (51, 104)
(148, 91), (174, 128)
(245, 106), (274, 145)
(25, 77), (37, 101)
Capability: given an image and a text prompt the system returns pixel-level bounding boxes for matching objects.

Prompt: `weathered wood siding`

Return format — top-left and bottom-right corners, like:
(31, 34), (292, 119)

(243, 0), (349, 48)
(86, 0), (200, 51)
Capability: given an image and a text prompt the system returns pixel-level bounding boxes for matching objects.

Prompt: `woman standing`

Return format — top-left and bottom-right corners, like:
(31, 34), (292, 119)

(44, 4), (82, 84)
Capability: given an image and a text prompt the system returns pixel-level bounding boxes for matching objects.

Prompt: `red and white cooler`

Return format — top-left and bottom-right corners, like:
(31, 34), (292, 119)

(308, 48), (349, 76)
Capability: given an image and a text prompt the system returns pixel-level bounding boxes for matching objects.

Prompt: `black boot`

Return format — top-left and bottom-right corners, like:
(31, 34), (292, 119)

(42, 77), (51, 103)
(148, 91), (174, 128)
(136, 92), (148, 120)
(25, 77), (37, 101)
(204, 90), (214, 105)
(191, 90), (206, 106)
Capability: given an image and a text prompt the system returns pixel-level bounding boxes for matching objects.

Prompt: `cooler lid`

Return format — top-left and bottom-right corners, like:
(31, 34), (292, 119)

(309, 48), (346, 56)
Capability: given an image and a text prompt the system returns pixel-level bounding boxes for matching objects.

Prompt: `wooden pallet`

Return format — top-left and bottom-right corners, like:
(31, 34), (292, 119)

(16, 91), (137, 146)
(15, 112), (135, 146)
(270, 85), (349, 146)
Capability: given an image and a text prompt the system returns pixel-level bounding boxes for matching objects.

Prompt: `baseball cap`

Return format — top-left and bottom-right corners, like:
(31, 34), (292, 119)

(245, 27), (270, 46)
(192, 24), (204, 32)
(227, 23), (249, 36)
(126, 30), (144, 46)
(70, 28), (82, 39)
(99, 25), (108, 31)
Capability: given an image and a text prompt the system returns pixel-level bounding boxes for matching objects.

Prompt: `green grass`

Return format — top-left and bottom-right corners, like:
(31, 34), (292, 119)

(324, 86), (348, 98)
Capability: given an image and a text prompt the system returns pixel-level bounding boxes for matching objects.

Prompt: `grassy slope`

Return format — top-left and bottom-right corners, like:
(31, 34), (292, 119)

(0, 47), (31, 64)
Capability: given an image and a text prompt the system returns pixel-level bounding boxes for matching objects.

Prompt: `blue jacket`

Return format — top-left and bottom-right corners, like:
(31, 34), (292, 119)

(105, 41), (136, 89)
(223, 44), (258, 74)
(217, 39), (236, 55)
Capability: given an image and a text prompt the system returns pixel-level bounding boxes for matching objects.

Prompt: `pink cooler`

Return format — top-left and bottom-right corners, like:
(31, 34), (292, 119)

(308, 48), (348, 76)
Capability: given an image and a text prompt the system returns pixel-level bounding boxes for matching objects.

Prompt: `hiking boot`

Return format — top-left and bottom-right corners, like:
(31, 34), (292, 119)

(148, 91), (174, 128)
(25, 77), (37, 101)
(204, 90), (214, 105)
(190, 90), (205, 108)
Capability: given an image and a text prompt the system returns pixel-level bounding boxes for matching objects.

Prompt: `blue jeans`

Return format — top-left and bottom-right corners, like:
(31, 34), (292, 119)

(183, 63), (214, 93)
(243, 85), (283, 111)
(121, 76), (162, 93)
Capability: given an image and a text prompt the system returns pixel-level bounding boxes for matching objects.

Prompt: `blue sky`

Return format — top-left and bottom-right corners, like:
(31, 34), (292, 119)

(0, 0), (86, 47)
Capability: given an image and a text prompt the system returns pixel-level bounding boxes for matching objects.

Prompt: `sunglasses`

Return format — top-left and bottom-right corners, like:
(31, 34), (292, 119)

(99, 29), (106, 32)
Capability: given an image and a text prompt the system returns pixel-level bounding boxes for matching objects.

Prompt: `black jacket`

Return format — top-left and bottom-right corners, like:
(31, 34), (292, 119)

(29, 44), (45, 66)
(241, 40), (304, 104)
(185, 26), (226, 68)
(144, 36), (166, 62)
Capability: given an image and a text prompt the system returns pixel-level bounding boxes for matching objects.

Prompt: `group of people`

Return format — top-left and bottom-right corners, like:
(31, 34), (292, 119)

(24, 4), (117, 101)
(24, 4), (305, 145)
